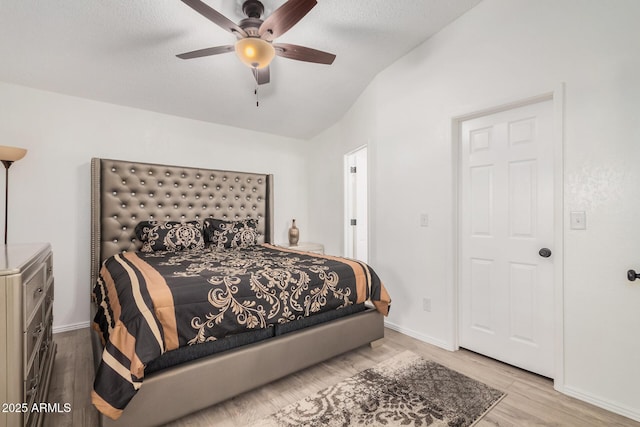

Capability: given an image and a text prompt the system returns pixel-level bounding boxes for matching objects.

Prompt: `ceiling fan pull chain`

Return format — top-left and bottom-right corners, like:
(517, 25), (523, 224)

(253, 68), (260, 107)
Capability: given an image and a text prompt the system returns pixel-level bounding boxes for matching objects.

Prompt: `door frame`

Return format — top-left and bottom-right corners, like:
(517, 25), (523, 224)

(451, 85), (565, 391)
(344, 144), (369, 260)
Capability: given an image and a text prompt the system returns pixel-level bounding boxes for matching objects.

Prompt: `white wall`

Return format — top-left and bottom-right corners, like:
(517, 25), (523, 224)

(0, 81), (309, 331)
(307, 0), (640, 421)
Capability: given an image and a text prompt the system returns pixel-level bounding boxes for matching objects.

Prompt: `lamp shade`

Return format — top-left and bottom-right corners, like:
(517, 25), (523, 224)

(235, 38), (275, 69)
(0, 146), (27, 162)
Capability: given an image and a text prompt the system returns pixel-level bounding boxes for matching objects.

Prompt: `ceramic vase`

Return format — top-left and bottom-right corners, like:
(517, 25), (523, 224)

(288, 219), (299, 246)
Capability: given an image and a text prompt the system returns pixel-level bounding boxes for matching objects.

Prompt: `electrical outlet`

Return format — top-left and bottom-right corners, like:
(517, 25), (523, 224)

(422, 298), (431, 312)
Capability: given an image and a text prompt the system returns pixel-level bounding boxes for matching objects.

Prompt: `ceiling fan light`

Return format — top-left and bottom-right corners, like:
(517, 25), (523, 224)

(235, 37), (275, 69)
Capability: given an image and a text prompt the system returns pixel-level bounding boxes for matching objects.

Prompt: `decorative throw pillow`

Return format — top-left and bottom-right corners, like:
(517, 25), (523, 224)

(135, 220), (205, 252)
(203, 218), (258, 249)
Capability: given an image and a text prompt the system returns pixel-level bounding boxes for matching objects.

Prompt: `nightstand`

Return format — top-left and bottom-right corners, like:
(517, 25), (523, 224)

(285, 242), (325, 254)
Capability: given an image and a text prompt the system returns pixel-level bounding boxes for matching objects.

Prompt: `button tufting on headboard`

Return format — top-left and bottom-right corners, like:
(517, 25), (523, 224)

(90, 158), (273, 286)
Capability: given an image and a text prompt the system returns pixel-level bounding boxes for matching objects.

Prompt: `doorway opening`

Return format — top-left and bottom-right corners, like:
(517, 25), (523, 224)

(344, 145), (368, 262)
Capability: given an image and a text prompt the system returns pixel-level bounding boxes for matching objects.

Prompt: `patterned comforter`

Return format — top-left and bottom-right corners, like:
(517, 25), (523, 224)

(91, 243), (390, 420)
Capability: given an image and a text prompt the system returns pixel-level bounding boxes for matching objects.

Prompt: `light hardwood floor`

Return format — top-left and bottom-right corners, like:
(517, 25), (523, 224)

(44, 327), (638, 427)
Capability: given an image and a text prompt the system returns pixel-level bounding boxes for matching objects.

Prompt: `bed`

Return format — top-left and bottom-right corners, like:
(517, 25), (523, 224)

(90, 158), (389, 427)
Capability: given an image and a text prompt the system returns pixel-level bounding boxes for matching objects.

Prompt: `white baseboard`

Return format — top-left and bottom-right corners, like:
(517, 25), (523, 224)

(53, 321), (90, 334)
(384, 320), (456, 351)
(563, 385), (640, 423)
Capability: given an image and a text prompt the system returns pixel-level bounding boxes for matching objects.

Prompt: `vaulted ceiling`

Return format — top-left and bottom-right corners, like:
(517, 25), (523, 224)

(0, 0), (482, 139)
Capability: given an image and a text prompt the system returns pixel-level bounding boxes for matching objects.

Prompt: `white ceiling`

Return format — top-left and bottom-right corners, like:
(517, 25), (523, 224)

(0, 0), (482, 140)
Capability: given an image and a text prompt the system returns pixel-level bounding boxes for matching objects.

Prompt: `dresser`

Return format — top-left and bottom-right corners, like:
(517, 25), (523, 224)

(0, 243), (56, 427)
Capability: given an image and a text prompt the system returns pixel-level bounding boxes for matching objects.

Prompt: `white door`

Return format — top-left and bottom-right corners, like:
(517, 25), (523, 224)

(345, 146), (368, 262)
(459, 100), (555, 378)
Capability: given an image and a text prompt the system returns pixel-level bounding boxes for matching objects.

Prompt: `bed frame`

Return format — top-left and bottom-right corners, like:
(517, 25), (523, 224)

(90, 158), (384, 427)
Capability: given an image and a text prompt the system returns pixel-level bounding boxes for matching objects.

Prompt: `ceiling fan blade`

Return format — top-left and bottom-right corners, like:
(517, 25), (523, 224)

(274, 43), (335, 65)
(252, 66), (270, 85)
(259, 0), (317, 41)
(176, 45), (235, 59)
(181, 0), (247, 38)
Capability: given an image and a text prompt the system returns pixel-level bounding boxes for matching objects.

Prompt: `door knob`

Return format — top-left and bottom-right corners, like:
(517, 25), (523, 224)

(627, 270), (640, 281)
(539, 248), (552, 258)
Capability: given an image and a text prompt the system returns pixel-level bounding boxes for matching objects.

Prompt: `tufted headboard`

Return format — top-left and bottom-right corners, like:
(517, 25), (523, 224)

(90, 158), (273, 286)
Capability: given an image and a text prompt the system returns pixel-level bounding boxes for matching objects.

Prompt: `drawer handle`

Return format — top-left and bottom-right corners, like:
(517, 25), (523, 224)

(26, 376), (39, 397)
(34, 287), (44, 297)
(32, 323), (44, 338)
(26, 384), (38, 398)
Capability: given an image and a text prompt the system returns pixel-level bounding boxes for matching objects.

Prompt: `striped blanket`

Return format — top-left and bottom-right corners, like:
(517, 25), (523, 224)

(91, 244), (390, 420)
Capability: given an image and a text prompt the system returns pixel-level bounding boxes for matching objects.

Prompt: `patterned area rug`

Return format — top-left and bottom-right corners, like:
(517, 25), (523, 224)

(255, 351), (505, 427)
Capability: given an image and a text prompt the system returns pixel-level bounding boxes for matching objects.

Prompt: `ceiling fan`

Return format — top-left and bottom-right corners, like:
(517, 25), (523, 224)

(177, 0), (336, 85)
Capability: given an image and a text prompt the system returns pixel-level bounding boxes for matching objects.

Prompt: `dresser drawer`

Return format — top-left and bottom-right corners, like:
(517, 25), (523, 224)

(23, 349), (40, 404)
(23, 353), (39, 427)
(44, 280), (54, 314)
(44, 252), (53, 283)
(39, 318), (53, 375)
(25, 301), (45, 368)
(23, 263), (47, 323)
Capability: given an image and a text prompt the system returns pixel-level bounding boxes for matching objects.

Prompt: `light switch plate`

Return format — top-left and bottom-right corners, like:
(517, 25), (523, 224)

(420, 214), (429, 227)
(570, 211), (586, 230)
